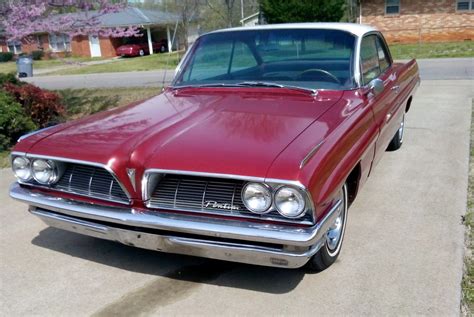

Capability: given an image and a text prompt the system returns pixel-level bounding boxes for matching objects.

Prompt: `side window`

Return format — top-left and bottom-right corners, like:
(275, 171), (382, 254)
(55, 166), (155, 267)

(375, 36), (391, 72)
(360, 35), (380, 85)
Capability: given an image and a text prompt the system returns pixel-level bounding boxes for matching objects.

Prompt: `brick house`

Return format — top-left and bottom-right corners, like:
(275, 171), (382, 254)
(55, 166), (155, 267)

(0, 7), (179, 58)
(359, 0), (474, 43)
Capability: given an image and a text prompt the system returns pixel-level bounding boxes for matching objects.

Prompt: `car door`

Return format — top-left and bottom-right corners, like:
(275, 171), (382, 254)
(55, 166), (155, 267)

(360, 33), (399, 167)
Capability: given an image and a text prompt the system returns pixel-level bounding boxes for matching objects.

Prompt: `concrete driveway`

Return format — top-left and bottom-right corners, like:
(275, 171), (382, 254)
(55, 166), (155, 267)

(21, 57), (474, 90)
(1, 80), (472, 316)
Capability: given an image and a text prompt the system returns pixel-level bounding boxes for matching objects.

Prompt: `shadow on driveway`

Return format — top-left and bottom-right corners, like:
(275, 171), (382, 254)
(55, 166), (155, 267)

(31, 227), (306, 295)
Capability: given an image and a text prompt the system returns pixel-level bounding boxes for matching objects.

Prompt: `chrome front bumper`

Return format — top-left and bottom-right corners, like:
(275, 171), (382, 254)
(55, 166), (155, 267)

(10, 183), (340, 268)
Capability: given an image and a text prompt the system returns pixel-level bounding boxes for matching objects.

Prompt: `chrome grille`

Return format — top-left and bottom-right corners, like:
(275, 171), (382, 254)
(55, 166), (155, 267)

(147, 174), (313, 224)
(27, 163), (129, 204)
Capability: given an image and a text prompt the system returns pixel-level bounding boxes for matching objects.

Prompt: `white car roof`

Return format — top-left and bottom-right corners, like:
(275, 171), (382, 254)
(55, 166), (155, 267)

(207, 23), (377, 38)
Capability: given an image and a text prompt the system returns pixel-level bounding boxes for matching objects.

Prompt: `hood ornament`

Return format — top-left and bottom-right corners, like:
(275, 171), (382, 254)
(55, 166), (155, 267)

(126, 168), (136, 191)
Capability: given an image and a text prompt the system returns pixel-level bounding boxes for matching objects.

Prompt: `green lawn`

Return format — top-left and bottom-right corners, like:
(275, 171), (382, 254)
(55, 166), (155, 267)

(462, 100), (474, 315)
(0, 57), (106, 74)
(46, 52), (182, 76)
(0, 151), (10, 169)
(57, 87), (160, 120)
(390, 41), (474, 60)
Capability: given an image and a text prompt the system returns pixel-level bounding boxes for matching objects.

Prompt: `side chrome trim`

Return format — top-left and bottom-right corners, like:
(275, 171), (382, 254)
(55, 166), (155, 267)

(17, 125), (57, 142)
(354, 34), (362, 87)
(10, 182), (341, 248)
(11, 151), (27, 157)
(10, 153), (132, 205)
(299, 140), (325, 169)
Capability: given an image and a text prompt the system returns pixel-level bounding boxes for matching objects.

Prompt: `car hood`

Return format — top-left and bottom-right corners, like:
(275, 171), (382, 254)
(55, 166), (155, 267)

(25, 87), (343, 191)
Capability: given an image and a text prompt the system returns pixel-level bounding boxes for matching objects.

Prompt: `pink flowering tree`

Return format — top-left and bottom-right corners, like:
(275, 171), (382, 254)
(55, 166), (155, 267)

(1, 0), (140, 43)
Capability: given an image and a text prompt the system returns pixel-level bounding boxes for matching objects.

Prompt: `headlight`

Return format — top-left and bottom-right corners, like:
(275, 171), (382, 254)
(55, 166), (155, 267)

(32, 159), (63, 185)
(12, 156), (32, 181)
(242, 182), (272, 213)
(274, 186), (306, 218)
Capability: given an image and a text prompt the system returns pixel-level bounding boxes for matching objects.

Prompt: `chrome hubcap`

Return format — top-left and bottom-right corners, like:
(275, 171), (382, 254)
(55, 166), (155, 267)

(399, 115), (405, 143)
(326, 189), (346, 252)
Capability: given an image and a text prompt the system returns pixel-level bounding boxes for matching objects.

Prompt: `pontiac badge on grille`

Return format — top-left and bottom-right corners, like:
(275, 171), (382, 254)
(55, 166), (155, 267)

(204, 201), (240, 211)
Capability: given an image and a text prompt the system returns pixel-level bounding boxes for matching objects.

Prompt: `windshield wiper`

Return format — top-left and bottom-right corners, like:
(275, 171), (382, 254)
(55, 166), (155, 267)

(172, 83), (243, 89)
(172, 82), (317, 96)
(236, 81), (317, 95)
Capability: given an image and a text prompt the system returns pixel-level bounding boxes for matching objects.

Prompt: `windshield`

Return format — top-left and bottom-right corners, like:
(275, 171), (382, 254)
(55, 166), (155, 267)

(173, 28), (356, 91)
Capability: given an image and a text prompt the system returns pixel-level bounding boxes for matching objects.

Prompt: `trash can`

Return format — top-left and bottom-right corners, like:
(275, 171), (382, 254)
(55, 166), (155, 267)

(17, 56), (33, 78)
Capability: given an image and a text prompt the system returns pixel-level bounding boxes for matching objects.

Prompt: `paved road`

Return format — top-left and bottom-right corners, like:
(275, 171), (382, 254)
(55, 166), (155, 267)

(22, 57), (473, 90)
(0, 80), (472, 316)
(23, 69), (175, 89)
(414, 58), (474, 80)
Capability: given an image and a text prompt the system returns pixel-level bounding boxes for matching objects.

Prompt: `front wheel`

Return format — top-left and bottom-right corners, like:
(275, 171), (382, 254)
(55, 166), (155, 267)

(307, 183), (348, 272)
(139, 49), (145, 56)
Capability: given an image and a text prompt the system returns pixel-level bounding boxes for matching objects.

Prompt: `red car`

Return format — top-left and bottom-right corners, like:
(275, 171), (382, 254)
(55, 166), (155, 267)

(116, 39), (167, 56)
(10, 23), (419, 271)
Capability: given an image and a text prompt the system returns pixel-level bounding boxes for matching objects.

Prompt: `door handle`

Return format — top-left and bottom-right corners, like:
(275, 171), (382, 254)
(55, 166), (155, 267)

(391, 85), (400, 93)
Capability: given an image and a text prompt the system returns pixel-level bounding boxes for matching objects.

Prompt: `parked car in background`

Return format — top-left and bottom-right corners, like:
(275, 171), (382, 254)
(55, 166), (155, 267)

(10, 23), (420, 271)
(116, 39), (167, 57)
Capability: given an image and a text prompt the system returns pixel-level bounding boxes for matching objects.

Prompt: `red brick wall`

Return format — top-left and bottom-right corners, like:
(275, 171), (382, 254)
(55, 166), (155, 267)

(361, 0), (474, 43)
(22, 34), (50, 53)
(70, 36), (120, 58)
(0, 42), (8, 53)
(71, 35), (91, 57)
(2, 34), (51, 55)
(99, 37), (121, 58)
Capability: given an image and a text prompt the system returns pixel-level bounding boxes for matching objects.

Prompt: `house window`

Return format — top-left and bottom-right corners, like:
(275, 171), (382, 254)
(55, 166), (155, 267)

(49, 33), (71, 52)
(385, 0), (400, 15)
(7, 40), (22, 54)
(457, 0), (474, 11)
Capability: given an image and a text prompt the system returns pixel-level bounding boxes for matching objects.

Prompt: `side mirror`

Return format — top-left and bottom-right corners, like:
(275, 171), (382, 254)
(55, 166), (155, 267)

(368, 78), (384, 96)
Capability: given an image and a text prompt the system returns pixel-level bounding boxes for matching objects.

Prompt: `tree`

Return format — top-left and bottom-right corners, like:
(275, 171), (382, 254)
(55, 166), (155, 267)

(0, 0), (140, 43)
(205, 0), (237, 27)
(200, 0), (259, 32)
(160, 0), (202, 50)
(260, 0), (346, 24)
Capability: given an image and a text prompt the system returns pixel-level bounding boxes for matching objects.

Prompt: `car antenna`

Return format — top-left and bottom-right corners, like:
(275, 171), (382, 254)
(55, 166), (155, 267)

(161, 20), (180, 91)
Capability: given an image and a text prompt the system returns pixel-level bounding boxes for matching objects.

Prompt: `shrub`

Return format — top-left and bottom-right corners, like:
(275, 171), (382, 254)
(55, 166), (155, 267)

(4, 83), (65, 128)
(0, 52), (14, 62)
(0, 90), (37, 151)
(0, 72), (20, 86)
(31, 50), (44, 61)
